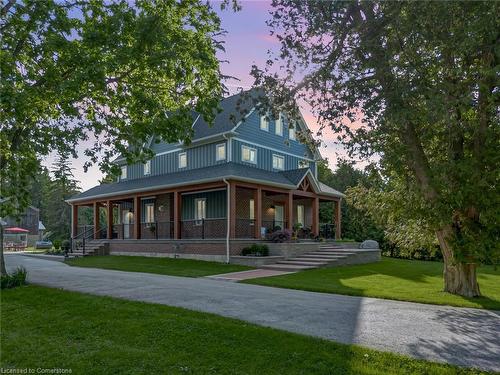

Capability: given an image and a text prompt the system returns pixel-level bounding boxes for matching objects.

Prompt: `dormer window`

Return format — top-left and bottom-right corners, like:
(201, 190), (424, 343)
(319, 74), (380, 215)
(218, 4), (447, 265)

(272, 154), (284, 170)
(260, 114), (269, 131)
(178, 152), (187, 169)
(275, 114), (283, 136)
(289, 126), (296, 141)
(144, 160), (151, 175)
(120, 166), (127, 180)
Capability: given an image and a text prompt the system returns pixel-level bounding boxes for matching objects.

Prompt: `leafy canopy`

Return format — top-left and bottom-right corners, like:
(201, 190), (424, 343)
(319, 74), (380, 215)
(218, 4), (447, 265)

(253, 1), (499, 265)
(0, 0), (227, 217)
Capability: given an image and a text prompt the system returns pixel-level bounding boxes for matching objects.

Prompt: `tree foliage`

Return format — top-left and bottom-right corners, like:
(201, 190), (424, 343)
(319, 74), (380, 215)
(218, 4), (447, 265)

(0, 0), (227, 219)
(253, 1), (499, 296)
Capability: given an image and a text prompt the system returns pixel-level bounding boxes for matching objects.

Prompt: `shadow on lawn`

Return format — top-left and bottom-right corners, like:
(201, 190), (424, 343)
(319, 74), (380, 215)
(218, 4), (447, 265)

(408, 308), (500, 372)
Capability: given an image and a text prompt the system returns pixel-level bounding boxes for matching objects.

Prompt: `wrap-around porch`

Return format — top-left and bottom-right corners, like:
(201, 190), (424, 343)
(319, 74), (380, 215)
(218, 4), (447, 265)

(71, 180), (341, 242)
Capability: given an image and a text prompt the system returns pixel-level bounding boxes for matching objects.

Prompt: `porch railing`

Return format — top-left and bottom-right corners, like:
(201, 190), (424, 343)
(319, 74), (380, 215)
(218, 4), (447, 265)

(319, 223), (336, 239)
(181, 218), (226, 239)
(141, 221), (174, 239)
(235, 218), (256, 238)
(71, 225), (94, 255)
(262, 220), (287, 233)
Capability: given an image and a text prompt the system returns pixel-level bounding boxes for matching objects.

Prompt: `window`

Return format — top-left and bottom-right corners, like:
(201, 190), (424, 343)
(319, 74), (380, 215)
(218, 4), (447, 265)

(297, 204), (305, 226)
(288, 126), (296, 141)
(298, 159), (309, 169)
(178, 152), (187, 168)
(249, 198), (255, 221)
(194, 198), (206, 225)
(145, 203), (155, 223)
(272, 154), (284, 170)
(260, 114), (269, 131)
(120, 166), (127, 180)
(241, 145), (257, 164)
(275, 114), (283, 136)
(216, 143), (226, 161)
(144, 160), (151, 175)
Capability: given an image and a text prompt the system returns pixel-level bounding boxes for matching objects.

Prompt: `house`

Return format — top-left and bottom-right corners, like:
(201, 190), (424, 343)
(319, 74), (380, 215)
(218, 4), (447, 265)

(67, 90), (344, 261)
(2, 206), (44, 246)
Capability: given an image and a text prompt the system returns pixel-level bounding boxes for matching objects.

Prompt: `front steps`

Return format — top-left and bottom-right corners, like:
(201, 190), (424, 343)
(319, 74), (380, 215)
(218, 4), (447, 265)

(260, 244), (367, 272)
(69, 240), (109, 257)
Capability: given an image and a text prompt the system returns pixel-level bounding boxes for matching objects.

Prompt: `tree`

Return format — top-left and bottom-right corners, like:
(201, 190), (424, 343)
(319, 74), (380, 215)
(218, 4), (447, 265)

(318, 160), (383, 243)
(0, 0), (228, 275)
(252, 1), (499, 296)
(46, 153), (80, 240)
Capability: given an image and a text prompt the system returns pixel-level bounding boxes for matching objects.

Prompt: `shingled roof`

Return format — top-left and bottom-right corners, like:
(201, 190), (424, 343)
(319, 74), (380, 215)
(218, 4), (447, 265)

(68, 163), (343, 203)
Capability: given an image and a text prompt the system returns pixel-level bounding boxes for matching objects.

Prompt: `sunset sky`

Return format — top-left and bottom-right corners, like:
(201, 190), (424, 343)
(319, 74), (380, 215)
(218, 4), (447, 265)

(43, 1), (347, 191)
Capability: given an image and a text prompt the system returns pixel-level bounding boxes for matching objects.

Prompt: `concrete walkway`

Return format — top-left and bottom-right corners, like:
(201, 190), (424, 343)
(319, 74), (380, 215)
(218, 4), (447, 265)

(5, 254), (500, 372)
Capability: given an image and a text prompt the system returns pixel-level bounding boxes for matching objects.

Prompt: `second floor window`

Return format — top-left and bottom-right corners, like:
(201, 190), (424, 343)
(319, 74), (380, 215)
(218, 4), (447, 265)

(273, 154), (284, 170)
(289, 126), (296, 141)
(260, 114), (269, 131)
(120, 166), (127, 180)
(216, 143), (226, 161)
(275, 114), (283, 136)
(144, 160), (151, 175)
(178, 152), (187, 168)
(242, 145), (256, 164)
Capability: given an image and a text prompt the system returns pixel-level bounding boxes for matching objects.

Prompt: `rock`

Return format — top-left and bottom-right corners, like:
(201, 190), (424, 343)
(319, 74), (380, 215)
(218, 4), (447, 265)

(359, 240), (379, 249)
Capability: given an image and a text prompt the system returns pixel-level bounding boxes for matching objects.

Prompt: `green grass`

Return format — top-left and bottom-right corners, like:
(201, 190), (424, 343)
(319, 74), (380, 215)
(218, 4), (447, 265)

(65, 255), (253, 277)
(245, 257), (500, 310)
(1, 286), (486, 375)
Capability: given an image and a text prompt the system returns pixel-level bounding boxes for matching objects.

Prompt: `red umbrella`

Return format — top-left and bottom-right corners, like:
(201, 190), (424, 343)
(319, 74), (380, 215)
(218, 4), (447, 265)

(5, 227), (29, 233)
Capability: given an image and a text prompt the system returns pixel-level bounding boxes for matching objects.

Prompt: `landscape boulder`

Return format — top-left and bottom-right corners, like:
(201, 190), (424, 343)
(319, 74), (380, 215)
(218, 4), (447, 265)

(359, 240), (379, 249)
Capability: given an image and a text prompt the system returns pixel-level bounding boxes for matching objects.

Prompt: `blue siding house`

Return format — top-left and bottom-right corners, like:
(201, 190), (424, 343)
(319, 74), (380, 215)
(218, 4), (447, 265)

(68, 90), (343, 260)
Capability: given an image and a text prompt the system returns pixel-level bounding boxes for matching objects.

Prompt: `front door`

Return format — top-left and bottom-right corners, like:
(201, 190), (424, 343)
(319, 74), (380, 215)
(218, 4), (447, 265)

(122, 210), (133, 239)
(274, 204), (284, 230)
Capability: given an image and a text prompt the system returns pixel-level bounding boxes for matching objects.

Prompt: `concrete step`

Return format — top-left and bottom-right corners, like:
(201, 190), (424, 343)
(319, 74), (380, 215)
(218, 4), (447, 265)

(261, 264), (317, 271)
(298, 254), (347, 259)
(276, 260), (329, 266)
(309, 251), (355, 256)
(295, 256), (342, 262)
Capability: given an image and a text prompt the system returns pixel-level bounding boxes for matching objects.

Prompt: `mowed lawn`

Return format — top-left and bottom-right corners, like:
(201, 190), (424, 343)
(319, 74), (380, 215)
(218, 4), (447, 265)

(245, 258), (500, 310)
(1, 286), (486, 375)
(65, 255), (252, 277)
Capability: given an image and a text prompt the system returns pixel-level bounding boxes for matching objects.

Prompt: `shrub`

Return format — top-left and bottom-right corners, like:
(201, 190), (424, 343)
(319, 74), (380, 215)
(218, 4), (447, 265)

(241, 244), (269, 257)
(269, 229), (292, 243)
(61, 240), (71, 251)
(1, 267), (28, 289)
(53, 239), (61, 250)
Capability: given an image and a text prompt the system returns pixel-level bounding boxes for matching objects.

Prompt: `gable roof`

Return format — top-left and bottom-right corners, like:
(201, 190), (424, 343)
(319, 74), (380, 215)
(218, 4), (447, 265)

(67, 163), (343, 203)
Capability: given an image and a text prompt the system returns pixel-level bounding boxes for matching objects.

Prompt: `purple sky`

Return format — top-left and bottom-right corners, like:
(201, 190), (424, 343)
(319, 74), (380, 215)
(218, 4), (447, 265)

(43, 1), (347, 191)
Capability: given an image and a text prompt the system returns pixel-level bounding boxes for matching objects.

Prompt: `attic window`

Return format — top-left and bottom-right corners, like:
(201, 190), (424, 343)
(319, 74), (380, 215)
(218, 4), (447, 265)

(289, 126), (296, 141)
(120, 166), (127, 180)
(144, 160), (151, 175)
(260, 114), (269, 131)
(275, 114), (283, 136)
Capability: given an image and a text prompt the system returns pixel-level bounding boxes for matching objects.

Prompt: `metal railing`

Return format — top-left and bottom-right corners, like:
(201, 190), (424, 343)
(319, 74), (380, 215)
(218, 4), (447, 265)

(140, 221), (174, 239)
(112, 224), (135, 239)
(71, 225), (94, 255)
(319, 223), (336, 239)
(181, 218), (227, 239)
(262, 220), (287, 233)
(235, 218), (256, 238)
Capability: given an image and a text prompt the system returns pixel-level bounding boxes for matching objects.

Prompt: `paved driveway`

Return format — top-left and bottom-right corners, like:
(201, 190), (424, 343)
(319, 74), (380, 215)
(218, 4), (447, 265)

(5, 254), (500, 372)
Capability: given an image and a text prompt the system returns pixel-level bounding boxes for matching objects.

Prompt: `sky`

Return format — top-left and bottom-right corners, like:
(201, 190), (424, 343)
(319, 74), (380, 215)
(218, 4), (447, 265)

(43, 1), (347, 191)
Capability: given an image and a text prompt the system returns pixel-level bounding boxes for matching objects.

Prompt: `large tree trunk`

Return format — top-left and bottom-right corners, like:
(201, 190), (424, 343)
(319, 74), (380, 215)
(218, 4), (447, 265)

(436, 227), (481, 297)
(0, 224), (6, 276)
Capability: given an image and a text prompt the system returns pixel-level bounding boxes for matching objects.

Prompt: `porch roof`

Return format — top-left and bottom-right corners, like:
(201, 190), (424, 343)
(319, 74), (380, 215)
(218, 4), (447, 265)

(67, 162), (344, 203)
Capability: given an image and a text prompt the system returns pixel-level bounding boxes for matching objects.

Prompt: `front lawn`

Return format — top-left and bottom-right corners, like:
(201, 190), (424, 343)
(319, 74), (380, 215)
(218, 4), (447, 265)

(1, 286), (485, 375)
(245, 258), (500, 310)
(65, 255), (252, 277)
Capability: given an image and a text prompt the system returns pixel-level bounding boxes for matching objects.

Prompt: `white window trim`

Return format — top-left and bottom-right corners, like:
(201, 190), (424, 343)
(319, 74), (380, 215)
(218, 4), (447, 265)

(216, 143), (226, 161)
(120, 166), (127, 180)
(194, 198), (206, 225)
(178, 152), (187, 169)
(260, 114), (269, 131)
(288, 126), (296, 141)
(272, 154), (285, 170)
(241, 145), (257, 164)
(143, 160), (151, 175)
(275, 114), (283, 136)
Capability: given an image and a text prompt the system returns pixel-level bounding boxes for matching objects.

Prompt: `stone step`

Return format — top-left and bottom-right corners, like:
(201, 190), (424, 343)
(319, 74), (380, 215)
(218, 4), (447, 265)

(298, 254), (347, 259)
(309, 251), (355, 256)
(277, 260), (329, 266)
(295, 256), (342, 262)
(261, 264), (317, 271)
